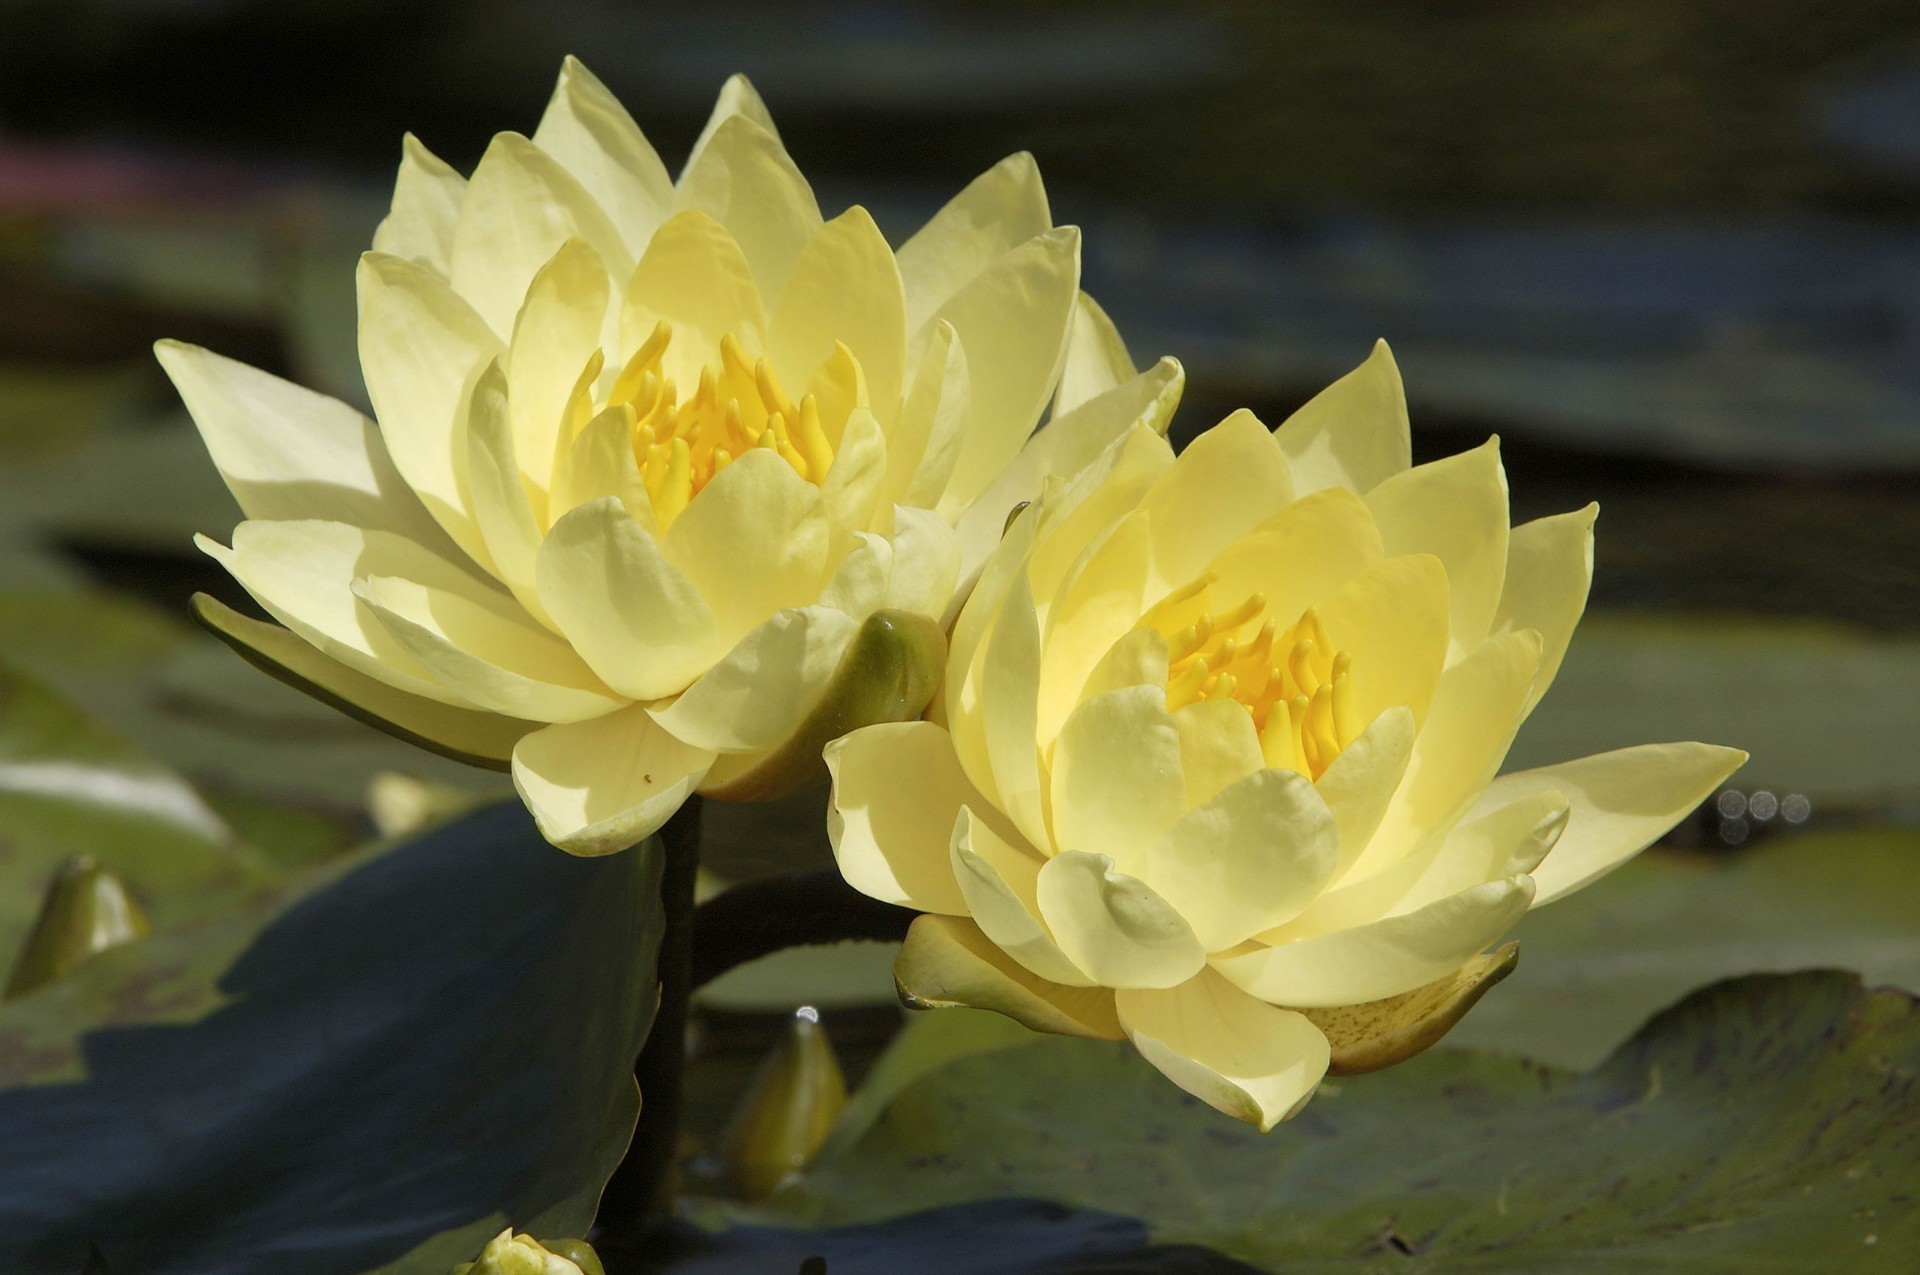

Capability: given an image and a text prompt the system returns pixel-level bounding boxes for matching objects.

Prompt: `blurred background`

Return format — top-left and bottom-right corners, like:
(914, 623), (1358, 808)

(3, 0), (1919, 1146)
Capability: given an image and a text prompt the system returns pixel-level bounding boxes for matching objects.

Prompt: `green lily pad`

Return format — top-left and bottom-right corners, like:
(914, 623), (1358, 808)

(1511, 613), (1920, 800)
(1447, 826), (1920, 1068)
(0, 658), (269, 962)
(0, 798), (662, 1274)
(744, 971), (1919, 1271)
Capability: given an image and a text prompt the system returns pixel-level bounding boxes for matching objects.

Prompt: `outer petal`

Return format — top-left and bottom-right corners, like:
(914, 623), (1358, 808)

(1035, 851), (1206, 991)
(897, 151), (1051, 339)
(1351, 629), (1542, 882)
(663, 448), (832, 646)
(1137, 408), (1293, 599)
(447, 132), (633, 339)
(1495, 503), (1599, 717)
(886, 320), (969, 514)
(510, 704), (715, 855)
(371, 134), (465, 272)
(951, 356), (1182, 586)
(1272, 339), (1411, 496)
(770, 207), (906, 425)
(1049, 685), (1186, 872)
(532, 56), (675, 253)
(681, 73), (782, 176)
(1115, 969), (1330, 1131)
(192, 594), (533, 770)
(951, 807), (1093, 987)
(1053, 291), (1136, 418)
(1143, 769), (1340, 952)
(1304, 942), (1518, 1077)
(1365, 438), (1509, 660)
(979, 565), (1047, 850)
(535, 497), (721, 702)
(825, 721), (974, 915)
(1219, 875), (1536, 1007)
(356, 251), (503, 569)
(507, 237), (608, 500)
(621, 208), (766, 389)
(894, 915), (1123, 1041)
(355, 574), (623, 724)
(1489, 742), (1748, 906)
(928, 227), (1081, 515)
(465, 360), (553, 625)
(676, 113), (820, 303)
(155, 340), (451, 550)
(648, 605), (857, 753)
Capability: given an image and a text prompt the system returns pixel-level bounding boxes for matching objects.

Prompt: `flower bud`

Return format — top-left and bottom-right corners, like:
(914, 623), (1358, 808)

(452, 1230), (602, 1275)
(4, 856), (149, 1001)
(720, 1006), (849, 1200)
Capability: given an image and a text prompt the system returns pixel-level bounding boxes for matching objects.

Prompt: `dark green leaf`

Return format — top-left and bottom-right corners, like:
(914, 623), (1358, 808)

(744, 972), (1920, 1271)
(0, 799), (662, 1275)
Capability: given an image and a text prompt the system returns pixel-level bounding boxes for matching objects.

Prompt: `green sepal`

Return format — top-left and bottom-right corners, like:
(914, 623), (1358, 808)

(895, 914), (1124, 1042)
(1303, 941), (1519, 1076)
(191, 592), (532, 773)
(700, 608), (946, 802)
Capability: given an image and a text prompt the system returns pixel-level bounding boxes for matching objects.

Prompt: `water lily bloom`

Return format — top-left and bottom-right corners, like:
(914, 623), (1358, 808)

(160, 59), (1182, 853)
(827, 343), (1746, 1130)
(453, 1229), (602, 1275)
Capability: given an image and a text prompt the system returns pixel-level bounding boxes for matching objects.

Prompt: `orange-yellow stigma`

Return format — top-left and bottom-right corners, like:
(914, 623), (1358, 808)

(1138, 573), (1363, 780)
(598, 322), (835, 527)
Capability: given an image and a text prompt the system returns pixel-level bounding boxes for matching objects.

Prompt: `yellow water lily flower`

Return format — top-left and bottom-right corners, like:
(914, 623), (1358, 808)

(827, 343), (1746, 1130)
(453, 1229), (602, 1275)
(160, 58), (1182, 853)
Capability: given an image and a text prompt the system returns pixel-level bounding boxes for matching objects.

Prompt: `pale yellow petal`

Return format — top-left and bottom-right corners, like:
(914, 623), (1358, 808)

(621, 208), (766, 390)
(356, 251), (502, 569)
(535, 496), (722, 701)
(1313, 706), (1416, 877)
(979, 563), (1048, 850)
(886, 321), (969, 514)
(1144, 768), (1340, 952)
(1173, 698), (1264, 810)
(1049, 685), (1187, 873)
(1115, 969), (1330, 1131)
(650, 605), (856, 754)
(1365, 438), (1509, 659)
(1396, 790), (1569, 913)
(447, 132), (632, 338)
(370, 133), (465, 273)
(1217, 875), (1535, 1007)
(548, 404), (648, 526)
(884, 505), (961, 619)
(507, 237), (607, 500)
(1273, 340), (1411, 496)
(1314, 553), (1451, 729)
(681, 73), (782, 175)
(663, 448), (832, 646)
(1053, 291), (1136, 418)
(1033, 512), (1153, 749)
(770, 207), (906, 424)
(898, 151), (1051, 339)
(355, 574), (622, 723)
(894, 914), (1123, 1040)
(1138, 408), (1293, 599)
(825, 721), (974, 915)
(676, 112), (820, 302)
(1494, 503), (1599, 717)
(1080, 625), (1171, 702)
(465, 359), (555, 626)
(1035, 851), (1206, 990)
(821, 404), (888, 533)
(154, 339), (451, 550)
(1027, 424), (1173, 611)
(950, 806), (1094, 987)
(1349, 629), (1542, 883)
(532, 56), (674, 252)
(821, 533), (892, 620)
(1490, 742), (1748, 906)
(928, 227), (1081, 515)
(511, 704), (715, 855)
(1202, 487), (1384, 642)
(941, 505), (1036, 813)
(952, 356), (1182, 587)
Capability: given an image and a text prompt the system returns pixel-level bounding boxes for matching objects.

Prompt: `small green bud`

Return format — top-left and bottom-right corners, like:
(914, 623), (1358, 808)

(720, 1006), (850, 1200)
(3, 856), (149, 1001)
(451, 1229), (602, 1275)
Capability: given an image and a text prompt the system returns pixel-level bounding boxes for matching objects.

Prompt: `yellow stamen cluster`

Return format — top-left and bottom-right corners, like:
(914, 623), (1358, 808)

(601, 322), (835, 527)
(1139, 573), (1363, 780)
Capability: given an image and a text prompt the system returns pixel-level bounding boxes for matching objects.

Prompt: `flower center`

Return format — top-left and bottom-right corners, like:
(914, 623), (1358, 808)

(1138, 574), (1362, 780)
(603, 321), (834, 527)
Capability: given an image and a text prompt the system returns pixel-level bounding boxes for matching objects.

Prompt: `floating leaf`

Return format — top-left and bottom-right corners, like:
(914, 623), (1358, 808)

(742, 972), (1920, 1270)
(0, 799), (662, 1274)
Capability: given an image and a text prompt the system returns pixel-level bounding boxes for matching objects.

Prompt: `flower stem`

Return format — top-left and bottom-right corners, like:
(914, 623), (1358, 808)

(597, 794), (703, 1243)
(688, 868), (913, 989)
